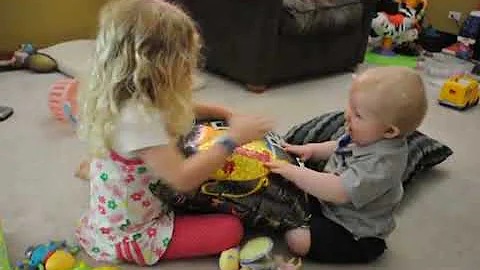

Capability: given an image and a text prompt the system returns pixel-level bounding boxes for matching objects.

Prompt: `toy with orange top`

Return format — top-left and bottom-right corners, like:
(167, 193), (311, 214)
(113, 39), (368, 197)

(370, 0), (428, 56)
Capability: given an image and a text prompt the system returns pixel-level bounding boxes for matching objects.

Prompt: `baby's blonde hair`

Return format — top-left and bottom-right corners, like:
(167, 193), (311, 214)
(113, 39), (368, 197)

(78, 0), (201, 157)
(354, 67), (427, 135)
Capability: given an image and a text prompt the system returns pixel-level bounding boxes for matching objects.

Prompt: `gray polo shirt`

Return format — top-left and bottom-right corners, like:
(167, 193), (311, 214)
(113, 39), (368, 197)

(321, 134), (408, 239)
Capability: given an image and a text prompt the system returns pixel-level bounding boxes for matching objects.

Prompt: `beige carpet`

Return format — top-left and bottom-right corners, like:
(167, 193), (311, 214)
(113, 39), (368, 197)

(1, 68), (479, 270)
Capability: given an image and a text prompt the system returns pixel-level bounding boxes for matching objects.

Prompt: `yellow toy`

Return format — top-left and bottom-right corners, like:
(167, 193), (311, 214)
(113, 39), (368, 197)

(218, 237), (302, 270)
(183, 121), (302, 198)
(219, 247), (240, 270)
(44, 251), (76, 270)
(438, 74), (479, 110)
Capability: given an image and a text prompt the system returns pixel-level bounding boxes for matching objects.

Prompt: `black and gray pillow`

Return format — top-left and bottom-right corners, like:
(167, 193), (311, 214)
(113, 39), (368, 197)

(284, 111), (453, 185)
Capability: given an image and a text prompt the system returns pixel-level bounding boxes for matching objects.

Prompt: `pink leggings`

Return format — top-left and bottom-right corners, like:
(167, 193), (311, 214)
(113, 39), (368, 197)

(162, 214), (243, 260)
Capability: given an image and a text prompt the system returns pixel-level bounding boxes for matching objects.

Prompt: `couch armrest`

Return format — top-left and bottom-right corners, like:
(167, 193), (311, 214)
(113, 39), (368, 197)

(175, 0), (284, 84)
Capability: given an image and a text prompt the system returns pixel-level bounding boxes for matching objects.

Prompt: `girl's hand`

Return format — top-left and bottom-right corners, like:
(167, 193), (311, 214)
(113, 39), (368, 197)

(194, 103), (232, 121)
(217, 107), (233, 120)
(228, 114), (273, 146)
(282, 143), (313, 161)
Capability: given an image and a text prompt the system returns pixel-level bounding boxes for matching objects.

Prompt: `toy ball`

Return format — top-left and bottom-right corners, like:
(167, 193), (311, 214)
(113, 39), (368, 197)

(45, 250), (76, 270)
(219, 247), (240, 270)
(48, 79), (79, 124)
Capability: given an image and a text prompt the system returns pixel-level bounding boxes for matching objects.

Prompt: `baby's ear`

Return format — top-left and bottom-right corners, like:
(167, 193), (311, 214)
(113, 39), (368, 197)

(384, 125), (401, 139)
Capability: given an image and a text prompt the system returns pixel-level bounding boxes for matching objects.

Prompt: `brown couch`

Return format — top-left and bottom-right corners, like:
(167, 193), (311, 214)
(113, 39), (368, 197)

(175, 0), (377, 92)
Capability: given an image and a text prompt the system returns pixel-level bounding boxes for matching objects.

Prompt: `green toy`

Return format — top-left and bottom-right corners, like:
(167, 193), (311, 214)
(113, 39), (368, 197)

(0, 221), (11, 270)
(239, 237), (275, 269)
(364, 50), (417, 68)
(0, 44), (57, 73)
(219, 237), (302, 270)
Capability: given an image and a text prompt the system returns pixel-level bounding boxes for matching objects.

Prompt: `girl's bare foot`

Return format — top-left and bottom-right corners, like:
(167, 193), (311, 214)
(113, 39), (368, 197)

(75, 160), (91, 180)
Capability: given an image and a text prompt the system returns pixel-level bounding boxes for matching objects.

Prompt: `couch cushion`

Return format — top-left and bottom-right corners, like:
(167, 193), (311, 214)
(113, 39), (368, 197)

(38, 39), (95, 78)
(39, 39), (207, 90)
(281, 0), (364, 36)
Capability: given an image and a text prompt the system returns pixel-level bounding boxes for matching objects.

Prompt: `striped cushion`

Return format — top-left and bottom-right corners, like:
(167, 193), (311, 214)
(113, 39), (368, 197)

(284, 111), (453, 184)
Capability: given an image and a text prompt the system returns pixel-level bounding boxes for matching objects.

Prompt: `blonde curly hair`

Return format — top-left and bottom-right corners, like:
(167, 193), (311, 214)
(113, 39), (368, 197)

(78, 0), (201, 157)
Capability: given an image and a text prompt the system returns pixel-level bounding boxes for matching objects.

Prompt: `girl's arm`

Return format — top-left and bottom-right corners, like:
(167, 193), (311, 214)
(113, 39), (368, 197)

(194, 102), (232, 120)
(137, 114), (273, 193)
(137, 141), (233, 193)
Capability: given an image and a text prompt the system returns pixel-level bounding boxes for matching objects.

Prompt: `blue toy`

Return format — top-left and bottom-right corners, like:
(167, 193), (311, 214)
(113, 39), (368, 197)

(16, 241), (118, 270)
(16, 241), (80, 270)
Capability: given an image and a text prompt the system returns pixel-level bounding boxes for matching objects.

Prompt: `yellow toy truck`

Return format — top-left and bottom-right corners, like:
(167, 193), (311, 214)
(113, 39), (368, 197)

(438, 74), (479, 110)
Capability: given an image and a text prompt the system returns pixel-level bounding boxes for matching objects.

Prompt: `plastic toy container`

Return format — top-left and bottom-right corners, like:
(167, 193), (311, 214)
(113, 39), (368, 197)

(424, 53), (474, 78)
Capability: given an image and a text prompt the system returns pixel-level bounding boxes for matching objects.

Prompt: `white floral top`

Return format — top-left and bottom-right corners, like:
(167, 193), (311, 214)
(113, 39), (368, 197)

(76, 102), (174, 265)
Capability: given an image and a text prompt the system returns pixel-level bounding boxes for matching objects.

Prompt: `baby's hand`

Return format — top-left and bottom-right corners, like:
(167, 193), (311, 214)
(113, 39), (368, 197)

(282, 143), (313, 162)
(264, 159), (300, 179)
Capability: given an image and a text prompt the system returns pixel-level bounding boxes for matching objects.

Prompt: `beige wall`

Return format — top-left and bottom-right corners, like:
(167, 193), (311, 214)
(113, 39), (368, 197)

(426, 0), (479, 34)
(1, 0), (478, 53)
(0, 0), (109, 52)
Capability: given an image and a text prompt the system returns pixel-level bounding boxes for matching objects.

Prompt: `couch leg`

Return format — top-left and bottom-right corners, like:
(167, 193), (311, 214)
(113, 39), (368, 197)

(246, 84), (267, 93)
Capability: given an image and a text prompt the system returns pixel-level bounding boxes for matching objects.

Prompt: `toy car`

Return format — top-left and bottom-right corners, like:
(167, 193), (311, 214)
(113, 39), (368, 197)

(438, 74), (479, 110)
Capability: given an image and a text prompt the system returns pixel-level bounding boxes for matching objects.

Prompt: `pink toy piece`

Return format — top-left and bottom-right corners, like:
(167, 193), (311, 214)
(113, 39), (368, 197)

(48, 79), (79, 121)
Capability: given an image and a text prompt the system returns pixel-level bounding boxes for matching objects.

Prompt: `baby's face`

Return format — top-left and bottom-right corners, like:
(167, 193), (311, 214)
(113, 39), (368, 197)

(345, 83), (389, 146)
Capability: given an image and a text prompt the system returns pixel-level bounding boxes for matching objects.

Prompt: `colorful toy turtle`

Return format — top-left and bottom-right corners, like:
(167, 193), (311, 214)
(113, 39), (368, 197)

(152, 120), (311, 233)
(183, 121), (302, 198)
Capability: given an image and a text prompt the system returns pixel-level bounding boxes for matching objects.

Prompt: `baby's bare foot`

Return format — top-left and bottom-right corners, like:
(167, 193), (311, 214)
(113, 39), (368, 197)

(75, 160), (90, 180)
